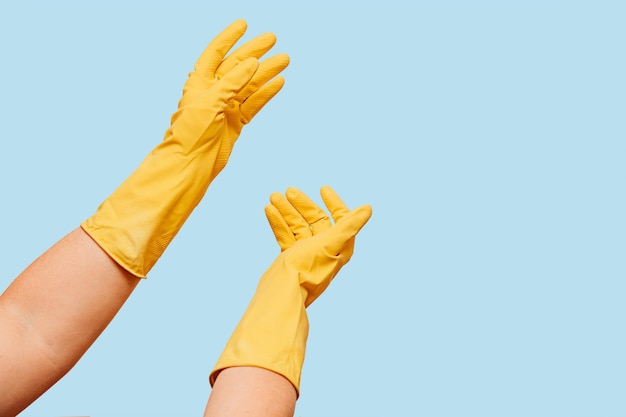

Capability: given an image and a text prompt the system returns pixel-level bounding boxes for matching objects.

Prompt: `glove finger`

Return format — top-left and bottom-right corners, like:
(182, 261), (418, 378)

(210, 57), (259, 105)
(216, 32), (277, 77)
(270, 191), (312, 240)
(194, 20), (247, 79)
(323, 204), (372, 256)
(265, 204), (295, 251)
(239, 77), (285, 123)
(320, 185), (351, 223)
(286, 187), (332, 235)
(235, 53), (290, 102)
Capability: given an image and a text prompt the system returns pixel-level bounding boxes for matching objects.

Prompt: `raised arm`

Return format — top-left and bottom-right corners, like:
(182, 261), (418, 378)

(0, 20), (289, 417)
(204, 186), (372, 417)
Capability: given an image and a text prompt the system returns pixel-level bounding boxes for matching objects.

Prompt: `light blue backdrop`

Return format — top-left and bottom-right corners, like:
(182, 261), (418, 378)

(1, 2), (624, 416)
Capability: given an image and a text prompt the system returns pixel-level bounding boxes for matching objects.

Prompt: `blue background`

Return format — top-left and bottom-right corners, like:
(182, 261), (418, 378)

(1, 1), (624, 416)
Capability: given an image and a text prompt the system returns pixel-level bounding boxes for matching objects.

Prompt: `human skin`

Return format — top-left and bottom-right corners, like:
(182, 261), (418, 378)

(204, 367), (297, 417)
(205, 186), (372, 417)
(0, 227), (140, 416)
(0, 18), (294, 417)
(0, 187), (369, 417)
(0, 228), (298, 417)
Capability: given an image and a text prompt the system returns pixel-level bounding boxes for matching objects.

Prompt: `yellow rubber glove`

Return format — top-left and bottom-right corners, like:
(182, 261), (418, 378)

(209, 186), (372, 395)
(81, 20), (289, 277)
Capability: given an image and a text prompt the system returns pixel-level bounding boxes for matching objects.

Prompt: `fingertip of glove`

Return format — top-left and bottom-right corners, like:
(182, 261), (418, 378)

(359, 204), (373, 218)
(229, 19), (248, 31)
(274, 52), (290, 66)
(354, 204), (373, 225)
(231, 57), (259, 80)
(241, 56), (260, 69)
(259, 75), (285, 95)
(273, 75), (286, 88)
(344, 204), (372, 224)
(258, 31), (278, 45)
(269, 191), (284, 203)
(285, 187), (303, 200)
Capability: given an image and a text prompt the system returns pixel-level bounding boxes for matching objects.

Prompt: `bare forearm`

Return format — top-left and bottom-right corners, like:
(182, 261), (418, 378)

(204, 367), (297, 417)
(0, 227), (140, 416)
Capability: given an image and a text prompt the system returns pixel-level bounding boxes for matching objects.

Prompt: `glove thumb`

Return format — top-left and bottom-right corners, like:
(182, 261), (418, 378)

(324, 204), (372, 256)
(211, 56), (259, 104)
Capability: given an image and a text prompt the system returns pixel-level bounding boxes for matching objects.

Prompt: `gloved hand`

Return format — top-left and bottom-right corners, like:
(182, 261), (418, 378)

(81, 20), (289, 277)
(174, 20), (288, 120)
(209, 186), (372, 395)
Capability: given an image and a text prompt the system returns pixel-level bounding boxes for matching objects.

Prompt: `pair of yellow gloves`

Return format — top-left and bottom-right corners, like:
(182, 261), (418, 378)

(81, 20), (371, 396)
